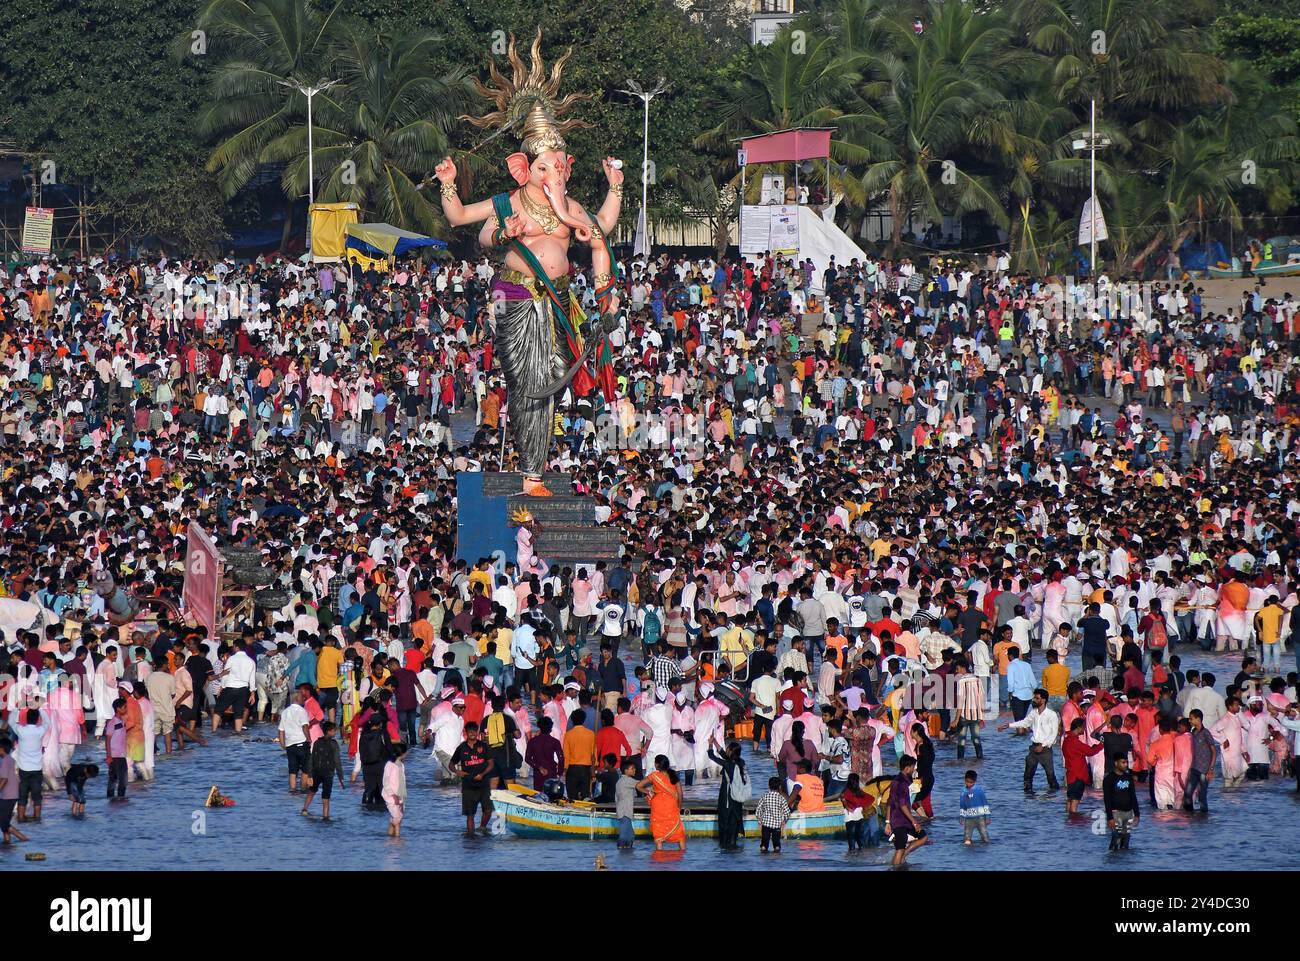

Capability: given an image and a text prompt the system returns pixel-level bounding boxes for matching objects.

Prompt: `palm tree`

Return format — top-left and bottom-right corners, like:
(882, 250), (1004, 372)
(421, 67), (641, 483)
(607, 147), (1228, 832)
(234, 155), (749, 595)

(1115, 60), (1300, 271)
(969, 87), (1109, 271)
(847, 7), (1012, 252)
(1013, 0), (1229, 113)
(1102, 172), (1165, 275)
(696, 20), (870, 208)
(192, 0), (347, 199)
(260, 27), (472, 233)
(660, 165), (740, 260)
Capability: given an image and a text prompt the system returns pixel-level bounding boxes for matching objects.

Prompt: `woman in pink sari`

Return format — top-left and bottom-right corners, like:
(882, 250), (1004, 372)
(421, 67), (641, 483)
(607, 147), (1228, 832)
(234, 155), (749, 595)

(43, 684), (84, 790)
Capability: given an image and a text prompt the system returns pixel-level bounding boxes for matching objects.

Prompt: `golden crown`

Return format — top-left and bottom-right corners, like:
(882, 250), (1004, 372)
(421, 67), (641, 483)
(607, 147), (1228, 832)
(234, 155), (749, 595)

(461, 28), (591, 155)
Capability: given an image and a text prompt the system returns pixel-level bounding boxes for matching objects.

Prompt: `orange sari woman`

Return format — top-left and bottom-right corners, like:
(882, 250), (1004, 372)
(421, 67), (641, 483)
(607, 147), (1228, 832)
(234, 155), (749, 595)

(122, 687), (146, 764)
(638, 755), (686, 850)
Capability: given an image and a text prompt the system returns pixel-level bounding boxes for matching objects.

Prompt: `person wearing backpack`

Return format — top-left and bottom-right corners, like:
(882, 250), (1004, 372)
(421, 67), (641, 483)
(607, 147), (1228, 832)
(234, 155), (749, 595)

(301, 721), (344, 819)
(358, 714), (391, 808)
(482, 695), (520, 788)
(707, 739), (749, 851)
(1139, 598), (1169, 673)
(640, 602), (663, 661)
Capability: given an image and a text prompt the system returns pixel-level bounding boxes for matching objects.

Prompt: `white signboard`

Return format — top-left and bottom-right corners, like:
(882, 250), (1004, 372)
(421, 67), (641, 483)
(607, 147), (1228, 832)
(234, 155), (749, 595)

(1078, 195), (1108, 246)
(736, 149), (748, 168)
(740, 205), (770, 255)
(751, 15), (794, 45)
(768, 205), (799, 254)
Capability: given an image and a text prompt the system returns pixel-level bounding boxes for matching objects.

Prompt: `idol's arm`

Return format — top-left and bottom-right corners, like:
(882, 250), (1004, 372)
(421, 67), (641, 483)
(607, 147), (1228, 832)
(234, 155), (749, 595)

(595, 156), (624, 235)
(595, 191), (621, 236)
(444, 194), (497, 228)
(434, 155), (497, 227)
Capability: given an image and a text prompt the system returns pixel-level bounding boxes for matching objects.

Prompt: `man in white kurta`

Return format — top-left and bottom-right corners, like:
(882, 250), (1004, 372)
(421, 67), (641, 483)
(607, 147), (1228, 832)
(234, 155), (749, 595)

(1210, 699), (1248, 785)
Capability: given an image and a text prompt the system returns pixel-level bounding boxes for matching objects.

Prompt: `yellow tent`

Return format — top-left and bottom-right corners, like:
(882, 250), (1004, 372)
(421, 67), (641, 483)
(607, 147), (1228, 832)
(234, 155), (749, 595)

(309, 202), (360, 262)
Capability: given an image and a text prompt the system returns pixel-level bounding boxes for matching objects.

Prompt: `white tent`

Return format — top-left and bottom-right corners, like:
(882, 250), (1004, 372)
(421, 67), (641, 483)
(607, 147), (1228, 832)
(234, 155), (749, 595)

(798, 204), (869, 292)
(740, 203), (869, 293)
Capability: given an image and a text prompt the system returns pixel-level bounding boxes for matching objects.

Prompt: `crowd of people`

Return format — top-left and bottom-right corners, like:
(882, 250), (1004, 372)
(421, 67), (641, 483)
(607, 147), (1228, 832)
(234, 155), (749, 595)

(1, 240), (1300, 861)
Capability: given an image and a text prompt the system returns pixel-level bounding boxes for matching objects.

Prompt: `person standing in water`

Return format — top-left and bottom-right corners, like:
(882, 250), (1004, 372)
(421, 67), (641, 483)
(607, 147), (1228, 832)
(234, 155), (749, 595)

(1103, 754), (1140, 850)
(637, 754), (686, 852)
(382, 742), (409, 837)
(302, 721), (345, 820)
(957, 770), (991, 845)
(888, 754), (929, 866)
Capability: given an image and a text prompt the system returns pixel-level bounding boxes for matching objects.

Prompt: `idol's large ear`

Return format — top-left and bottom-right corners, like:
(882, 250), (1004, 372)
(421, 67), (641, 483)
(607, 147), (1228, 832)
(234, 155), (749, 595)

(506, 153), (531, 185)
(565, 155), (576, 179)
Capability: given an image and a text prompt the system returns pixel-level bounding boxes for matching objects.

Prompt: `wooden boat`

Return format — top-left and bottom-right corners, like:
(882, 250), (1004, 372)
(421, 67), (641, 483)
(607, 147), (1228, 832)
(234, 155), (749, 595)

(490, 777), (898, 841)
(1253, 259), (1300, 278)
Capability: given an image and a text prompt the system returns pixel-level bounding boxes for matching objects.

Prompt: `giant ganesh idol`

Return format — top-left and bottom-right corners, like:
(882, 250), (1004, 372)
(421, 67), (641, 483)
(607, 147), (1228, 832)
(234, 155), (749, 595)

(435, 29), (623, 497)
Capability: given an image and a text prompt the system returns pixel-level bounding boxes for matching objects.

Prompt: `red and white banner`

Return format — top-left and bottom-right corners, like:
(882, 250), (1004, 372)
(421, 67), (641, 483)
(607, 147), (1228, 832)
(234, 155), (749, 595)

(182, 522), (222, 634)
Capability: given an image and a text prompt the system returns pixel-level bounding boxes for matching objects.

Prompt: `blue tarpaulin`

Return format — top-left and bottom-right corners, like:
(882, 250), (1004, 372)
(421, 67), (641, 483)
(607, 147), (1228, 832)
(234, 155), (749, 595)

(344, 222), (446, 259)
(1178, 240), (1230, 271)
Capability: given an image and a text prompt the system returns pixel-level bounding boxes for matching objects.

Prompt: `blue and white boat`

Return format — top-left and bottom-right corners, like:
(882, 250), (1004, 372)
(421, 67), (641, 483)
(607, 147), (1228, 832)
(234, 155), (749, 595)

(488, 781), (895, 841)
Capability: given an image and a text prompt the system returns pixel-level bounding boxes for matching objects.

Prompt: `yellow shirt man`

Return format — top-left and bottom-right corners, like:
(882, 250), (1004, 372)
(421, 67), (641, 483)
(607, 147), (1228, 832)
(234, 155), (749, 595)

(1042, 661), (1070, 697)
(468, 567), (492, 598)
(1255, 602), (1285, 646)
(316, 643), (344, 690)
(718, 624), (753, 670)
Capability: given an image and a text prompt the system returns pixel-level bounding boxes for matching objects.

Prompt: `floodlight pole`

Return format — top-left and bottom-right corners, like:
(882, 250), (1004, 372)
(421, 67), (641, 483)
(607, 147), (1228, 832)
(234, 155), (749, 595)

(619, 78), (671, 253)
(278, 78), (340, 258)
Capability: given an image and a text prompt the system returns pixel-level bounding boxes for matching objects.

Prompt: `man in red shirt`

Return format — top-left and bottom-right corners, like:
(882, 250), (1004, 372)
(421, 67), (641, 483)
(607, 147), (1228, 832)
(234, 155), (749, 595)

(462, 678), (486, 727)
(594, 709), (633, 767)
(1062, 717), (1104, 814)
(871, 613), (901, 644)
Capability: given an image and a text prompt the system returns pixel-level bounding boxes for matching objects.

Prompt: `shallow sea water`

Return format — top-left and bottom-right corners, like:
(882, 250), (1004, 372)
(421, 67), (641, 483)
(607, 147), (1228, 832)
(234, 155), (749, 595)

(5, 646), (1298, 872)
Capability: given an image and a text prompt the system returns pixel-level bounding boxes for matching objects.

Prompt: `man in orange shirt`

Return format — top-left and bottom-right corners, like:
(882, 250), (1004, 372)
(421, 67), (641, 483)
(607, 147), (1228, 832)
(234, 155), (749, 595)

(992, 626), (1017, 713)
(824, 620), (849, 668)
(790, 759), (825, 812)
(481, 389), (501, 433)
(562, 710), (597, 800)
(893, 624), (921, 662)
(410, 606), (434, 651)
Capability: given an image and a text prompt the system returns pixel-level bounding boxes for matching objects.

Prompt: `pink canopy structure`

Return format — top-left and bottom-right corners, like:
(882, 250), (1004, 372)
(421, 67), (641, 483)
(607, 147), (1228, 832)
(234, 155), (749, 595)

(733, 128), (835, 204)
(733, 127), (833, 164)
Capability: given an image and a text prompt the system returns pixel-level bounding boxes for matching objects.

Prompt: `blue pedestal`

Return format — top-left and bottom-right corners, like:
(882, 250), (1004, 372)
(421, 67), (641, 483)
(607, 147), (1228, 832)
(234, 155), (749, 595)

(455, 472), (514, 566)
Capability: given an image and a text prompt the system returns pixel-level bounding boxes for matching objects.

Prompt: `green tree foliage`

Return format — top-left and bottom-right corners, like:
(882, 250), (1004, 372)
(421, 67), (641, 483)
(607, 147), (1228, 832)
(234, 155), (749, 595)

(340, 0), (724, 225)
(0, 0), (226, 252)
(2, 0), (1299, 265)
(1213, 15), (1300, 119)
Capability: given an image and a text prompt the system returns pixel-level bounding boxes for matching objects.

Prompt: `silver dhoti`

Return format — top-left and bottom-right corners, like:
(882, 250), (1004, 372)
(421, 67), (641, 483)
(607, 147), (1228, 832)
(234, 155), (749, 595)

(494, 291), (567, 476)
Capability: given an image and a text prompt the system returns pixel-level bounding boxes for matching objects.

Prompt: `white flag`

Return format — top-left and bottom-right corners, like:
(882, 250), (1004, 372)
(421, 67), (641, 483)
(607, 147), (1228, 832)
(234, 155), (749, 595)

(1078, 195), (1108, 246)
(633, 205), (648, 258)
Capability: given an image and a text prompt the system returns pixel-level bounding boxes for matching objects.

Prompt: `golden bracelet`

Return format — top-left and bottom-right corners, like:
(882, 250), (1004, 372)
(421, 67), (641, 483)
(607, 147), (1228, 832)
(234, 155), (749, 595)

(610, 182), (623, 199)
(594, 272), (612, 286)
(440, 181), (458, 200)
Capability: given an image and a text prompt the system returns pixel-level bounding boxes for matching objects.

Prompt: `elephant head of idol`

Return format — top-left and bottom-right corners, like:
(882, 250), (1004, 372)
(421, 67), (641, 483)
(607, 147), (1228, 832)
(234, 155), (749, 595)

(506, 136), (591, 242)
